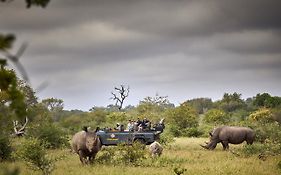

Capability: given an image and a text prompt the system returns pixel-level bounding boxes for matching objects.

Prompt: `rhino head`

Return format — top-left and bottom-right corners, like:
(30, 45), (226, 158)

(200, 131), (218, 150)
(85, 130), (101, 153)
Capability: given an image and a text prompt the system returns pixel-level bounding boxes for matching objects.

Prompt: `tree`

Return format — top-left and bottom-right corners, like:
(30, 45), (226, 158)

(184, 98), (213, 114)
(136, 94), (174, 122)
(216, 92), (246, 112)
(167, 102), (199, 137)
(41, 98), (64, 121)
(110, 85), (129, 111)
(253, 93), (281, 108)
(0, 63), (27, 131)
(203, 109), (229, 124)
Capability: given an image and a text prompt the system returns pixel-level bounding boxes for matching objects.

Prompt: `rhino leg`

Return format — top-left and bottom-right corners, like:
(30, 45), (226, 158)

(78, 150), (87, 164)
(221, 141), (229, 150)
(88, 152), (97, 164)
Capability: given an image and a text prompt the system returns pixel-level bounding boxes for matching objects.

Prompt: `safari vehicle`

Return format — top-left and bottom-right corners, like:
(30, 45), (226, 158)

(96, 119), (165, 146)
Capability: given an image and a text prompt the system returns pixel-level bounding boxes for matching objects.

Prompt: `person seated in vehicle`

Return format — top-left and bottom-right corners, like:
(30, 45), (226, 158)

(127, 119), (134, 131)
(115, 123), (125, 132)
(141, 118), (151, 131)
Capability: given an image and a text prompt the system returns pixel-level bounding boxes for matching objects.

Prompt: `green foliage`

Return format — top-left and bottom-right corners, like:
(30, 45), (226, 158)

(173, 167), (187, 175)
(107, 111), (128, 125)
(29, 123), (69, 149)
(0, 34), (15, 50)
(158, 127), (175, 146)
(253, 93), (281, 108)
(248, 108), (274, 124)
(136, 94), (174, 122)
(203, 109), (229, 124)
(87, 108), (107, 125)
(0, 66), (27, 132)
(13, 138), (54, 175)
(184, 98), (213, 114)
(168, 103), (198, 128)
(241, 122), (281, 156)
(0, 134), (12, 161)
(167, 103), (199, 137)
(240, 143), (270, 156)
(96, 142), (146, 166)
(41, 98), (64, 121)
(217, 92), (246, 112)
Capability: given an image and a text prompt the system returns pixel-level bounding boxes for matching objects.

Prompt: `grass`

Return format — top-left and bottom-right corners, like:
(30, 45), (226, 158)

(1, 137), (281, 175)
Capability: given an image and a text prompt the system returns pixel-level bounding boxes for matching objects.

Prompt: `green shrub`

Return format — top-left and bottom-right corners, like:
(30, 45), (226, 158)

(203, 109), (230, 124)
(29, 123), (69, 149)
(13, 138), (54, 175)
(158, 127), (175, 146)
(249, 108), (274, 124)
(198, 124), (215, 137)
(240, 144), (269, 156)
(169, 125), (202, 137)
(182, 127), (203, 137)
(0, 134), (12, 161)
(173, 167), (187, 175)
(96, 142), (146, 166)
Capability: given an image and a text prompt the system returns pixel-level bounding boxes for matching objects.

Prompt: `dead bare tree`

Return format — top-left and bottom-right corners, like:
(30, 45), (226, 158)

(13, 117), (28, 137)
(110, 85), (129, 110)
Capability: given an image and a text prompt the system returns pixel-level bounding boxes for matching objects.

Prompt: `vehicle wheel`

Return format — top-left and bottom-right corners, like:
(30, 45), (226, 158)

(133, 139), (146, 149)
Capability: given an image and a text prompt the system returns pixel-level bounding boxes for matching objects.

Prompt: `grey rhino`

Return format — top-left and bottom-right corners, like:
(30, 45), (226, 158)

(149, 141), (163, 157)
(71, 128), (102, 164)
(201, 126), (255, 150)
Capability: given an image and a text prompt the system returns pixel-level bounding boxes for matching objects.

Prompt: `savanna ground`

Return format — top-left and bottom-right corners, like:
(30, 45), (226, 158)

(2, 138), (281, 175)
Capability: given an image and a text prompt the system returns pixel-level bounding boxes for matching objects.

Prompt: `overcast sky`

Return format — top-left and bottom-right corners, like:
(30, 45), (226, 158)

(1, 0), (281, 111)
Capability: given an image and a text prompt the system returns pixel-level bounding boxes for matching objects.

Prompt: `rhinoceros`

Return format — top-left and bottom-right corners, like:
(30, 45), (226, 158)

(200, 126), (255, 150)
(149, 141), (163, 157)
(71, 128), (102, 164)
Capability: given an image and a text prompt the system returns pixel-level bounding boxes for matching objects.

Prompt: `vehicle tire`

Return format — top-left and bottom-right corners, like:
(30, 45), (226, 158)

(133, 139), (146, 149)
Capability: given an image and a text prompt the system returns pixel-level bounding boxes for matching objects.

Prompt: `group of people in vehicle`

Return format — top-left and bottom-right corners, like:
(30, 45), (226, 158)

(115, 117), (151, 132)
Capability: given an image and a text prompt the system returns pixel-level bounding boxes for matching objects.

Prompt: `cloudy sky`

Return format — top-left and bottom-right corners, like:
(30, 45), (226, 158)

(1, 0), (281, 111)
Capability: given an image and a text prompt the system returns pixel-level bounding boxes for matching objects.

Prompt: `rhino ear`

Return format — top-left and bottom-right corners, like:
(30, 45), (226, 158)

(95, 127), (100, 133)
(209, 132), (213, 137)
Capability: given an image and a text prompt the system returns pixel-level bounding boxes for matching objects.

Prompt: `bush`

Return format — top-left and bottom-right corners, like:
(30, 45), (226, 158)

(203, 109), (230, 124)
(248, 108), (274, 124)
(169, 125), (202, 137)
(183, 127), (203, 137)
(240, 122), (281, 156)
(13, 138), (54, 175)
(29, 123), (69, 149)
(158, 127), (175, 146)
(96, 142), (146, 166)
(0, 134), (12, 161)
(240, 143), (270, 156)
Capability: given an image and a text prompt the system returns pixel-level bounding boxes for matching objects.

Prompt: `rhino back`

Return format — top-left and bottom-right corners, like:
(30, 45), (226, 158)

(221, 126), (253, 144)
(71, 131), (87, 153)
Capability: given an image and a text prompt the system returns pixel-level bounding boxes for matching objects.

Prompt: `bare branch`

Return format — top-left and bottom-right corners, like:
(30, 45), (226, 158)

(13, 117), (28, 137)
(110, 85), (130, 110)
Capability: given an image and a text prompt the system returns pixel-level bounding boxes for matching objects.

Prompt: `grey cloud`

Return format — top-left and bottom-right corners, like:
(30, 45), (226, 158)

(1, 0), (281, 110)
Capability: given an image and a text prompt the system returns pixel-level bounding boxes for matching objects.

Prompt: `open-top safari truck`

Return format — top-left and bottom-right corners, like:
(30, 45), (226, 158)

(96, 119), (165, 146)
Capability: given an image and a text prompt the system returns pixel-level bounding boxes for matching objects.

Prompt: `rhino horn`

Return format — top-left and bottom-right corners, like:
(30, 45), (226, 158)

(200, 144), (208, 149)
